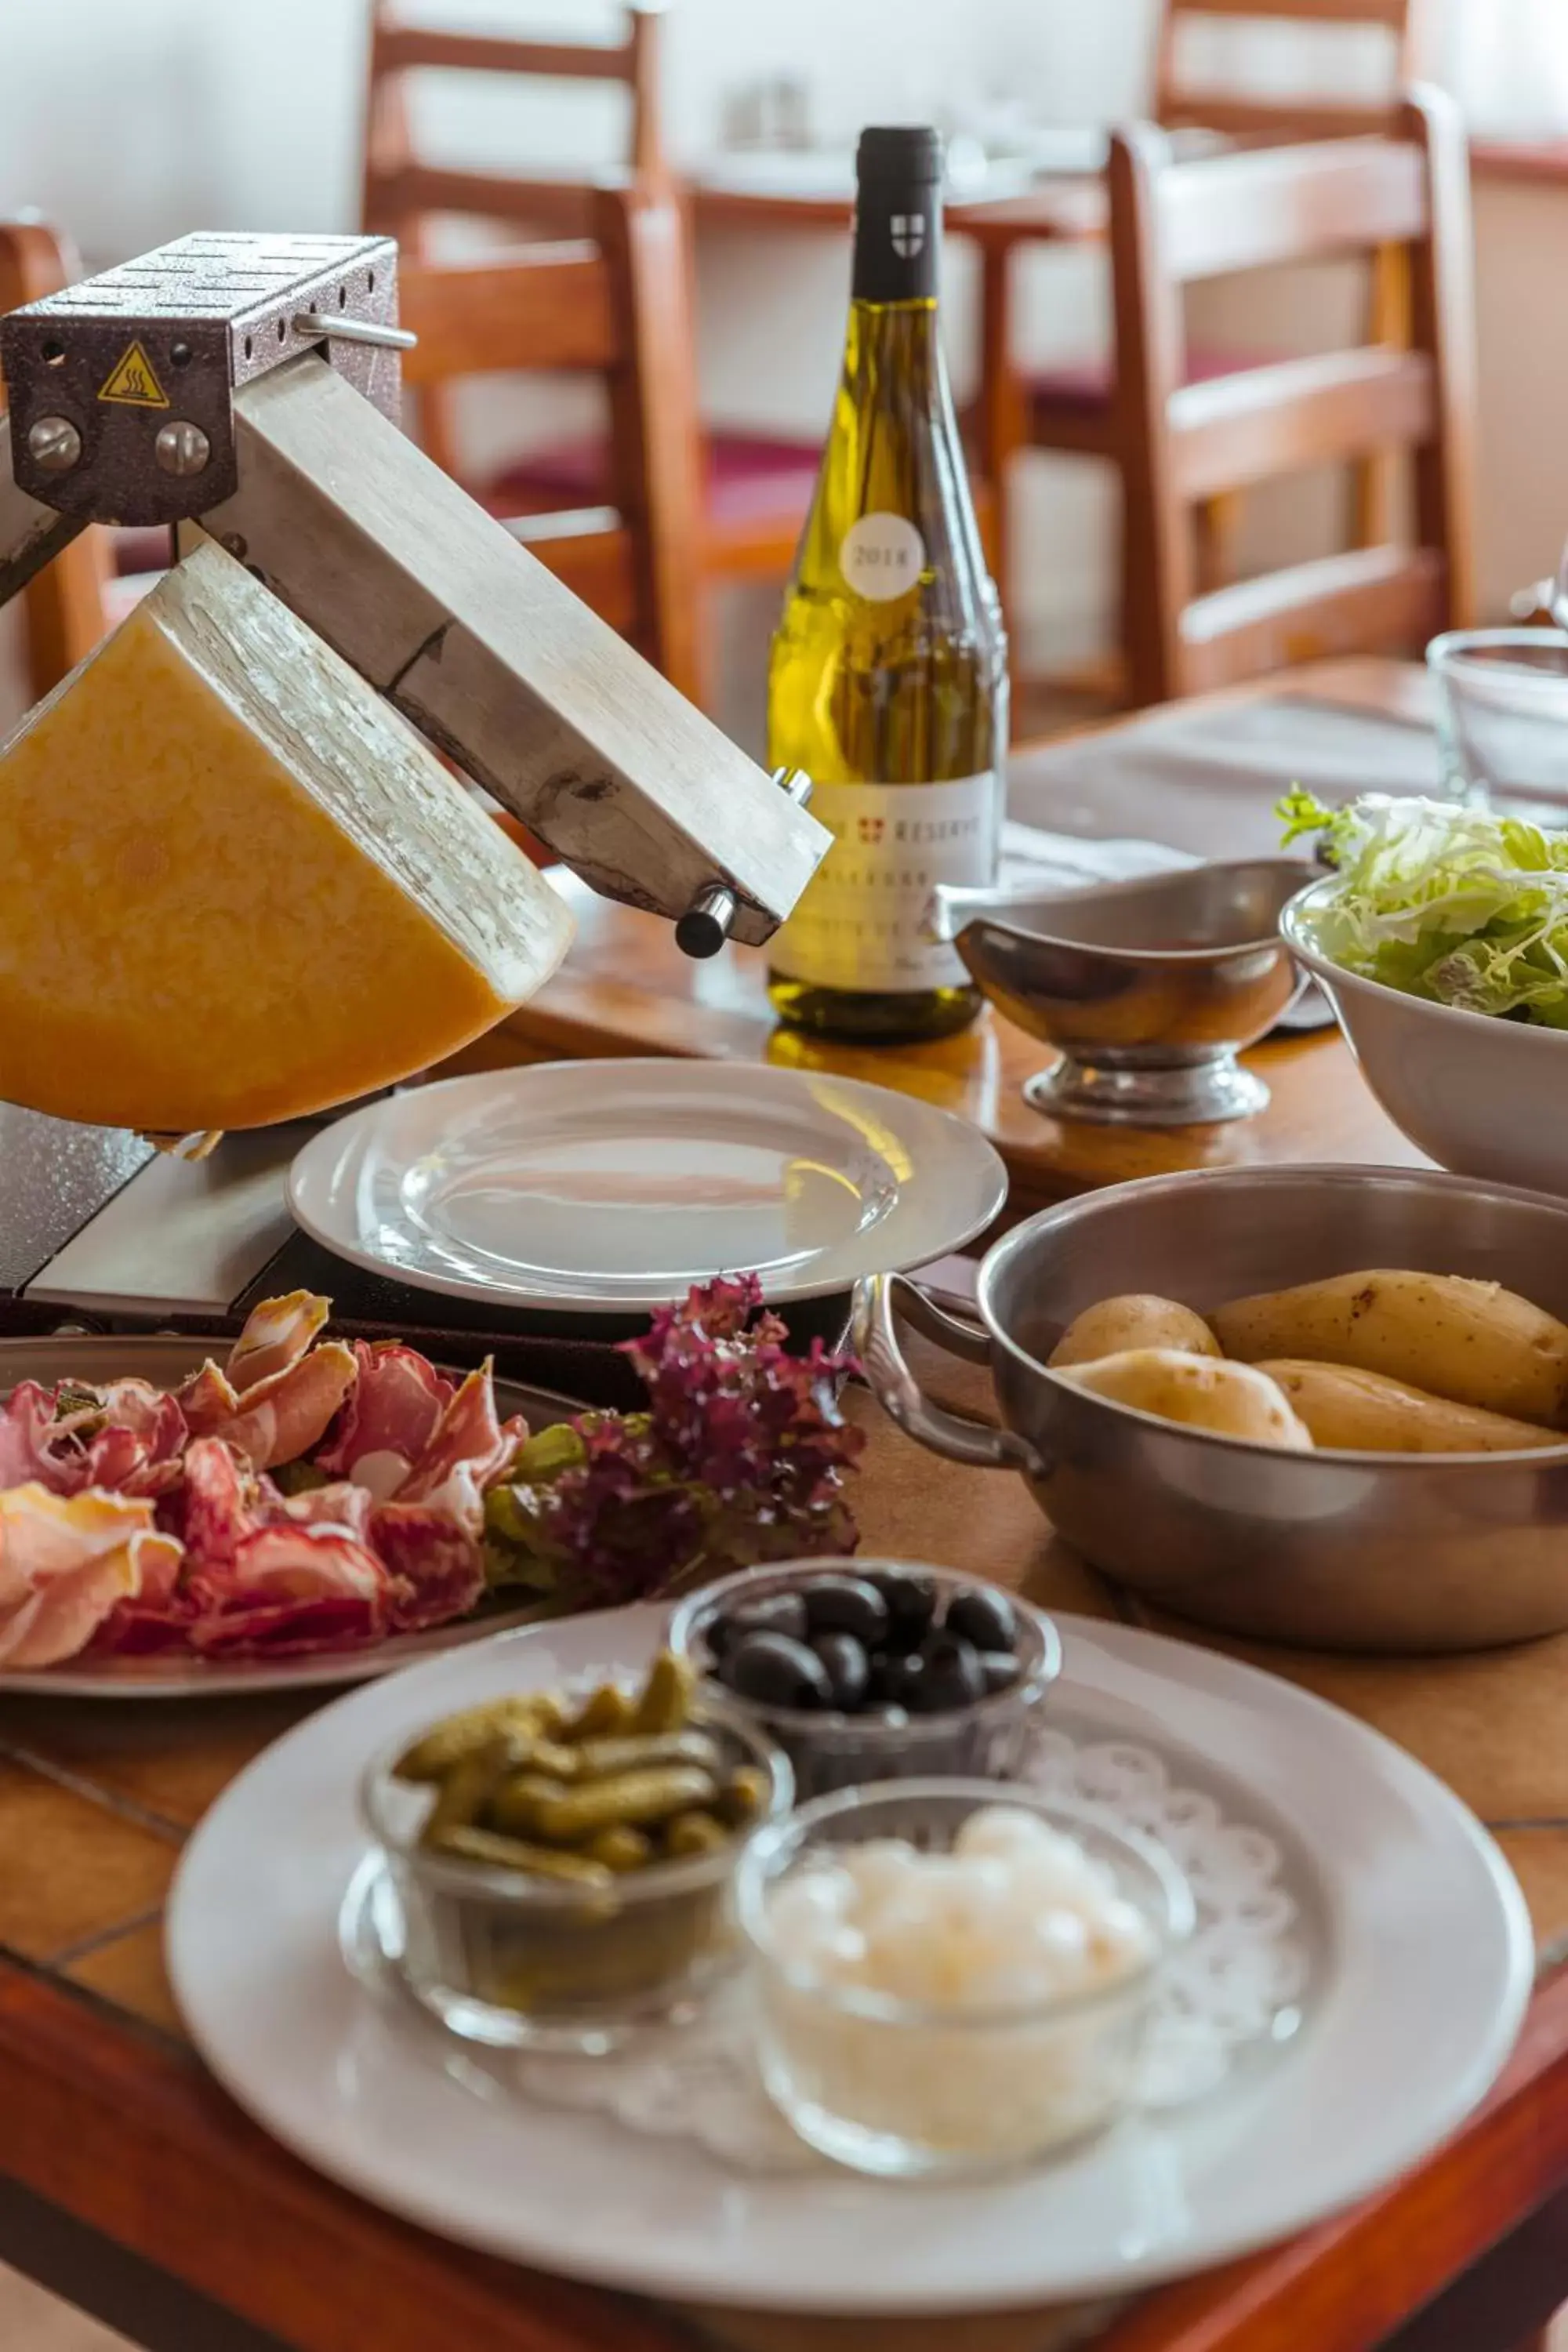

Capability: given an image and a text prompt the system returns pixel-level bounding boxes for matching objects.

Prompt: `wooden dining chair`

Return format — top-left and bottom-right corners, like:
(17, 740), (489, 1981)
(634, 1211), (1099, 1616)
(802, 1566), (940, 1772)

(0, 216), (114, 702)
(989, 0), (1431, 663)
(361, 2), (817, 590)
(1110, 89), (1475, 708)
(398, 180), (706, 707)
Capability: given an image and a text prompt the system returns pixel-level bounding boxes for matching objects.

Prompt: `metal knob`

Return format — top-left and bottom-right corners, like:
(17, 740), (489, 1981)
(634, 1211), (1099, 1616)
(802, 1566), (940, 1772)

(155, 420), (212, 477)
(675, 884), (738, 960)
(27, 416), (82, 474)
(673, 769), (815, 960)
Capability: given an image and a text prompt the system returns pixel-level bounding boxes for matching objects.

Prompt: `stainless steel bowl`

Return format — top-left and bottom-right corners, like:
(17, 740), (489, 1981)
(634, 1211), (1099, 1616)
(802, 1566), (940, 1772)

(935, 859), (1310, 1127)
(855, 1165), (1568, 1654)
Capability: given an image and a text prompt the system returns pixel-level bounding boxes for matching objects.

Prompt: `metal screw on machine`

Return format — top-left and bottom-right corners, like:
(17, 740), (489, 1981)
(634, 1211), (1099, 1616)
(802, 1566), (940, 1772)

(27, 416), (81, 474)
(154, 420), (212, 478)
(674, 768), (815, 958)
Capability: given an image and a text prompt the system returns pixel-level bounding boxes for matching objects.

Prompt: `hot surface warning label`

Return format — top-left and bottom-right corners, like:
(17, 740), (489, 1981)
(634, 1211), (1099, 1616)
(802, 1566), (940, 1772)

(98, 341), (169, 408)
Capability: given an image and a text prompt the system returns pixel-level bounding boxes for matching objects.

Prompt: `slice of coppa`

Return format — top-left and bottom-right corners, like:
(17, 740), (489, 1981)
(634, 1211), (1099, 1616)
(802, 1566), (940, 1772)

(0, 540), (574, 1134)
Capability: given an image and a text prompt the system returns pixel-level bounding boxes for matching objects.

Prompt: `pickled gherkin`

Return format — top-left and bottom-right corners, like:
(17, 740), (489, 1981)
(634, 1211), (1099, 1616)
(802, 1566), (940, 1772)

(387, 1648), (786, 2031)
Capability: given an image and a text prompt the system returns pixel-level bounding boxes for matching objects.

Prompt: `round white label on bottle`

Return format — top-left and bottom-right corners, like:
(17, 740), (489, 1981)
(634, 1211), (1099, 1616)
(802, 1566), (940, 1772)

(840, 513), (927, 602)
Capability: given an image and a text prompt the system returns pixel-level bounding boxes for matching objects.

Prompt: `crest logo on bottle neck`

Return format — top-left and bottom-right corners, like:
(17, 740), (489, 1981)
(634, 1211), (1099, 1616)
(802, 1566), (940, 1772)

(889, 212), (926, 258)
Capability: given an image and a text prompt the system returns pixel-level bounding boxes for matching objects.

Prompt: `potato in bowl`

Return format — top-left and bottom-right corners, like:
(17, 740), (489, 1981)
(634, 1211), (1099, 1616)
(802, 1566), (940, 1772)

(855, 1165), (1568, 1653)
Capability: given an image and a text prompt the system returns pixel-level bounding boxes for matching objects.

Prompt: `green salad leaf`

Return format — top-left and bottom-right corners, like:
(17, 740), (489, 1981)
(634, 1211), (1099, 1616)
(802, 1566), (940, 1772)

(1279, 788), (1568, 1027)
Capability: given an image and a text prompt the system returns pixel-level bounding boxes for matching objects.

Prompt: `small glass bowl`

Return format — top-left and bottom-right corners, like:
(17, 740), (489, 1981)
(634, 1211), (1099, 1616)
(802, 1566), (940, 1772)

(666, 1559), (1062, 1802)
(361, 1692), (793, 2054)
(1428, 627), (1568, 808)
(736, 1779), (1194, 2179)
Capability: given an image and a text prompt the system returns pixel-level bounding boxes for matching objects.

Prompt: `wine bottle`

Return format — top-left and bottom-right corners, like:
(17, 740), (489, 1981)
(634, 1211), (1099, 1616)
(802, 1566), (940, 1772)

(766, 124), (1007, 1043)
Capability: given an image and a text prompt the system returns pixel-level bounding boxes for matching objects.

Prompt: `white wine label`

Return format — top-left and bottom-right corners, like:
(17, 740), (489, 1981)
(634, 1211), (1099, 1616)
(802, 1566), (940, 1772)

(839, 513), (927, 602)
(769, 773), (1001, 994)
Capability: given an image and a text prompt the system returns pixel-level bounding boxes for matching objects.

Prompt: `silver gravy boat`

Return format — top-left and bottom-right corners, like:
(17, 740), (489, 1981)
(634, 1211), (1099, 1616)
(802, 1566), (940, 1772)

(934, 858), (1312, 1127)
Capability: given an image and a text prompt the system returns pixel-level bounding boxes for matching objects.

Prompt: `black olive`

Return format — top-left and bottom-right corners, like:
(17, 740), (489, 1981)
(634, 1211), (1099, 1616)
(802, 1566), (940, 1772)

(976, 1649), (1020, 1694)
(811, 1631), (869, 1711)
(866, 1570), (939, 1653)
(800, 1574), (889, 1646)
(723, 1630), (833, 1711)
(943, 1585), (1017, 1655)
(911, 1632), (986, 1714)
(716, 1591), (809, 1650)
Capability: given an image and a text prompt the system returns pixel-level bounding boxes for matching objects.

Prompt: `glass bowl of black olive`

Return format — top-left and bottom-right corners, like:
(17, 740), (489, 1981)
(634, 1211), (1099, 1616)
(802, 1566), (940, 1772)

(665, 1559), (1062, 1801)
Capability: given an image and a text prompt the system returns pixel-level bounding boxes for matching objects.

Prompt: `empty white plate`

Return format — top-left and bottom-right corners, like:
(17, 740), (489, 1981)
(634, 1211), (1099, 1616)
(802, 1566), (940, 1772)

(288, 1062), (1008, 1313)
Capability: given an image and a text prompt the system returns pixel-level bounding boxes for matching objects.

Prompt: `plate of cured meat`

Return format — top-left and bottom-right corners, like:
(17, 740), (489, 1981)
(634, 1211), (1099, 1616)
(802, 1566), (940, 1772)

(0, 1293), (579, 1697)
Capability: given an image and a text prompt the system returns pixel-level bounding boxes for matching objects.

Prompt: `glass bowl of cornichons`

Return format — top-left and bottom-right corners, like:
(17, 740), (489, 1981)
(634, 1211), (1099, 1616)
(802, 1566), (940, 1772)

(361, 1650), (793, 2052)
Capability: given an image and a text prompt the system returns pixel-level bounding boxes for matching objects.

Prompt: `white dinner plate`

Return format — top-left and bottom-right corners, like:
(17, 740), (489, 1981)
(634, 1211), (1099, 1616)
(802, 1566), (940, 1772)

(167, 1606), (1533, 2312)
(0, 1337), (572, 1698)
(287, 1061), (1008, 1313)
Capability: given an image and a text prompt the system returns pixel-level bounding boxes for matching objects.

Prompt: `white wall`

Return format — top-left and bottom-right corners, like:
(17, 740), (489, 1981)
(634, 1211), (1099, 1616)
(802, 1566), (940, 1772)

(2, 0), (1564, 696)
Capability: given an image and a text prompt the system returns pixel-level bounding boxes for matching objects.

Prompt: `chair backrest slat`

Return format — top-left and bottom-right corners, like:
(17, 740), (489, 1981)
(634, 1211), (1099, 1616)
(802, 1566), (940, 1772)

(1157, 136), (1425, 279)
(1169, 348), (1434, 501)
(1112, 89), (1475, 706)
(1170, 0), (1410, 24)
(400, 245), (616, 379)
(1180, 546), (1445, 694)
(376, 27), (642, 82)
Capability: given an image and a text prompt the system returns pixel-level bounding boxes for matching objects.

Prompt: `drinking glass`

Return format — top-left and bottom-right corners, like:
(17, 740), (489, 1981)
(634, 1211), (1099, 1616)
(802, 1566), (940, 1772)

(1428, 629), (1568, 812)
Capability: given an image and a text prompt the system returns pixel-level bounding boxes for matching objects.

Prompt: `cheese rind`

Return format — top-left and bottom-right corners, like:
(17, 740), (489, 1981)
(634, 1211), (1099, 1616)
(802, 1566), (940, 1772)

(0, 543), (573, 1132)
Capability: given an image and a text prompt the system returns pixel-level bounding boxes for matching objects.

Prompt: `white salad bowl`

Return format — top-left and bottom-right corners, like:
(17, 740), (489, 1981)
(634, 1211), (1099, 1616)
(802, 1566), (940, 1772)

(1283, 878), (1568, 1196)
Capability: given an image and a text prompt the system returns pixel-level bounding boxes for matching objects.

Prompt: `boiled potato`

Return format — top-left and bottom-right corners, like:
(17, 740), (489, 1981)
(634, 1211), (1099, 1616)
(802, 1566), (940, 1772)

(1258, 1361), (1561, 1454)
(1049, 1294), (1221, 1370)
(1213, 1270), (1568, 1428)
(1058, 1349), (1312, 1450)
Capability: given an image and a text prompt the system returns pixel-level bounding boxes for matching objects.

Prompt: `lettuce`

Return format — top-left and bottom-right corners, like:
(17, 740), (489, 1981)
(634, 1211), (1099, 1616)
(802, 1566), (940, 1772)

(1279, 788), (1568, 1027)
(482, 1276), (864, 1604)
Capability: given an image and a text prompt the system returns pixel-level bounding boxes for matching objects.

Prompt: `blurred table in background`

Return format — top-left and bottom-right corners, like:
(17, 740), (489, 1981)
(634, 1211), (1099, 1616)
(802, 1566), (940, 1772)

(688, 140), (1109, 243)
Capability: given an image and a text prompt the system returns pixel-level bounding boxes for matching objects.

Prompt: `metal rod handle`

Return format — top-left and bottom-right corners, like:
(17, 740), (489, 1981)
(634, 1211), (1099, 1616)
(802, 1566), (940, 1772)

(673, 768), (815, 959)
(674, 884), (738, 960)
(291, 310), (418, 351)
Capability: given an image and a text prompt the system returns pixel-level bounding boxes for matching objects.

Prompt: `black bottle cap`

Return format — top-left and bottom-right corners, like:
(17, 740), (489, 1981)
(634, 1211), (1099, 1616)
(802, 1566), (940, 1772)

(856, 125), (944, 187)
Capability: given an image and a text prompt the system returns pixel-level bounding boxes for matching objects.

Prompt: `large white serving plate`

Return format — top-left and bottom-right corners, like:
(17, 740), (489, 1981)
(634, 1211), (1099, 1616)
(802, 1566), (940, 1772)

(167, 1606), (1533, 2313)
(0, 1337), (570, 1698)
(287, 1062), (1009, 1313)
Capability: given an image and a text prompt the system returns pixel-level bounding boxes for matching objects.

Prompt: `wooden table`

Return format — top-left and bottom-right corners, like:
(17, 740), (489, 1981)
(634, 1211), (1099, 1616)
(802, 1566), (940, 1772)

(2, 662), (1565, 2352)
(2, 1353), (1566, 2352)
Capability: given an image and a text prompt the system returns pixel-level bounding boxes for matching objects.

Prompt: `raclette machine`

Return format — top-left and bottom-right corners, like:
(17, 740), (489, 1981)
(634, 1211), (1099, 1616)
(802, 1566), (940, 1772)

(0, 230), (826, 957)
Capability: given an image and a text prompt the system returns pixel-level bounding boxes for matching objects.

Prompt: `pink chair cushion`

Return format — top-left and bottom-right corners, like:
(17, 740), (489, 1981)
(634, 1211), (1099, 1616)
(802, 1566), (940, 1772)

(111, 526), (174, 579)
(1029, 344), (1283, 416)
(485, 432), (818, 528)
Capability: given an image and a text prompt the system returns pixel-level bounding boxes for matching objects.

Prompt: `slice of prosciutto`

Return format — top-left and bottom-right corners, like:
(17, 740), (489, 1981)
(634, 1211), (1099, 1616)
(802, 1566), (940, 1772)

(203, 1343), (358, 1472)
(174, 1359), (241, 1436)
(0, 1486), (183, 1668)
(395, 1363), (527, 1530)
(226, 1290), (331, 1392)
(372, 1501), (485, 1631)
(314, 1341), (456, 1494)
(0, 1378), (188, 1501)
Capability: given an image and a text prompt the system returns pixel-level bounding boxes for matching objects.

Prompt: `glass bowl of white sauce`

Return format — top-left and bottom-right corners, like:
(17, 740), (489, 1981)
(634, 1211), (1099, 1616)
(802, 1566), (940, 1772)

(737, 1779), (1194, 2177)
